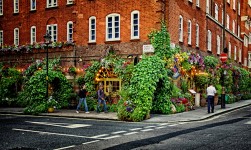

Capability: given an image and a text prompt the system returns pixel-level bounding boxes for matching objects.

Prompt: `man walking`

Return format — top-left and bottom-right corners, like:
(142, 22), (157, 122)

(206, 83), (217, 113)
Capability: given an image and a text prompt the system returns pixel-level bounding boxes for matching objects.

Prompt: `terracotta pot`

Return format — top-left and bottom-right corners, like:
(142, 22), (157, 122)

(214, 96), (219, 106)
(200, 98), (207, 107)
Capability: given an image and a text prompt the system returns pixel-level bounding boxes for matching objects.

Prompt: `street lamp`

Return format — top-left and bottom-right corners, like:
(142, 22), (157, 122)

(43, 31), (51, 100)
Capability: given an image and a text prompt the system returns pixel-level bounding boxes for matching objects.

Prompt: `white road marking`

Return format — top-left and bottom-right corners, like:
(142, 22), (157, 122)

(141, 129), (154, 132)
(245, 120), (251, 124)
(129, 128), (142, 131)
(91, 134), (109, 138)
(123, 132), (138, 135)
(26, 121), (91, 128)
(13, 128), (102, 139)
(54, 145), (76, 150)
(102, 135), (121, 139)
(111, 131), (127, 134)
(159, 123), (170, 126)
(82, 140), (100, 145)
(144, 126), (156, 128)
(168, 124), (178, 127)
(155, 126), (168, 129)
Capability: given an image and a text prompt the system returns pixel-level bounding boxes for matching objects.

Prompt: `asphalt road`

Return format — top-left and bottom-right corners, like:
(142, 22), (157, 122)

(0, 106), (250, 150)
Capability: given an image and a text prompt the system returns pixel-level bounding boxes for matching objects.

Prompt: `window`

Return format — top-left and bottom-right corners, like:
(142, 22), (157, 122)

(89, 16), (96, 42)
(47, 24), (57, 42)
(239, 49), (241, 63)
(206, 0), (209, 13)
(238, 25), (240, 37)
(234, 46), (237, 60)
(30, 0), (36, 11)
(207, 30), (211, 51)
(228, 42), (231, 58)
(131, 10), (140, 39)
(215, 4), (218, 21)
(249, 33), (251, 44)
(188, 0), (193, 2)
(245, 21), (249, 29)
(106, 13), (120, 41)
(227, 0), (230, 4)
(14, 0), (19, 13)
(47, 0), (57, 8)
(67, 21), (73, 42)
(14, 28), (19, 46)
(217, 35), (220, 55)
(226, 14), (229, 29)
(238, 2), (240, 15)
(188, 20), (192, 45)
(196, 24), (199, 47)
(179, 15), (183, 42)
(244, 35), (248, 47)
(30, 26), (36, 44)
(233, 0), (236, 10)
(233, 20), (235, 34)
(248, 53), (251, 68)
(0, 30), (3, 47)
(222, 10), (224, 24)
(196, 0), (199, 7)
(67, 0), (74, 4)
(0, 0), (3, 15)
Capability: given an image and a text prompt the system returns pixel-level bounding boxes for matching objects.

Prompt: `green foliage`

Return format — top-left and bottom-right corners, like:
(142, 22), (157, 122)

(194, 74), (209, 92)
(180, 79), (188, 93)
(204, 56), (219, 69)
(118, 55), (173, 121)
(175, 104), (185, 113)
(238, 67), (250, 93)
(215, 84), (222, 95)
(148, 21), (179, 60)
(84, 61), (101, 93)
(76, 76), (85, 86)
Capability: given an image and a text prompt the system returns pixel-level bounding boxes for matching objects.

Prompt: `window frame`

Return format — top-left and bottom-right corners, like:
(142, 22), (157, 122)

(233, 20), (235, 34)
(30, 0), (36, 11)
(226, 14), (230, 29)
(196, 23), (199, 47)
(67, 0), (74, 5)
(46, 24), (57, 42)
(131, 10), (140, 40)
(233, 0), (236, 10)
(30, 26), (36, 44)
(239, 49), (242, 63)
(215, 3), (218, 21)
(106, 13), (120, 41)
(67, 21), (73, 42)
(0, 30), (3, 47)
(228, 42), (231, 58)
(14, 28), (19, 46)
(89, 16), (96, 43)
(217, 35), (220, 55)
(234, 46), (237, 60)
(46, 0), (57, 8)
(196, 0), (200, 7)
(0, 0), (3, 15)
(14, 0), (19, 14)
(188, 20), (192, 45)
(179, 15), (183, 42)
(207, 30), (212, 51)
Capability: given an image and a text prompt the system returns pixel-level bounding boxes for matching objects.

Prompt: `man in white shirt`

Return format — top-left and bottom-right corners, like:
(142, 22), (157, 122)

(206, 83), (217, 113)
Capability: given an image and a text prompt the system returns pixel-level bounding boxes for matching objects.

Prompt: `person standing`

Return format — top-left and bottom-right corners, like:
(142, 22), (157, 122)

(206, 83), (217, 113)
(97, 85), (108, 113)
(76, 85), (89, 113)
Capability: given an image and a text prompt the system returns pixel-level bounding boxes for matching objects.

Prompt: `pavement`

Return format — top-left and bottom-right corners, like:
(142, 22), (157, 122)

(0, 99), (251, 123)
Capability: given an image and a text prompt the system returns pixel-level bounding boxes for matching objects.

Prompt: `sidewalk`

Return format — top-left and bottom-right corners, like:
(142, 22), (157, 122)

(0, 100), (251, 123)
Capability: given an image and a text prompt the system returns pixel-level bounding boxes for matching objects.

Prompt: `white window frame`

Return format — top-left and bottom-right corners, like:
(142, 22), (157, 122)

(189, 0), (193, 2)
(217, 35), (220, 55)
(207, 30), (212, 51)
(67, 21), (73, 42)
(30, 26), (36, 44)
(238, 25), (240, 37)
(0, 30), (3, 47)
(238, 2), (240, 15)
(228, 42), (231, 58)
(30, 0), (36, 11)
(179, 15), (183, 42)
(233, 0), (236, 10)
(14, 28), (19, 46)
(222, 10), (224, 24)
(89, 16), (96, 43)
(248, 53), (251, 68)
(206, 0), (209, 13)
(215, 4), (218, 21)
(226, 14), (230, 29)
(227, 0), (230, 4)
(234, 46), (237, 60)
(67, 0), (74, 5)
(46, 0), (57, 8)
(131, 10), (140, 40)
(244, 35), (248, 47)
(196, 0), (200, 7)
(249, 33), (251, 44)
(188, 20), (192, 45)
(47, 24), (57, 42)
(106, 13), (120, 41)
(239, 49), (242, 63)
(196, 23), (199, 47)
(0, 0), (3, 15)
(14, 0), (19, 13)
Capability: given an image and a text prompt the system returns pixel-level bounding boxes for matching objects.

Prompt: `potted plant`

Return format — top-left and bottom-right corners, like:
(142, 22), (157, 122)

(200, 93), (207, 107)
(214, 84), (222, 105)
(47, 96), (58, 113)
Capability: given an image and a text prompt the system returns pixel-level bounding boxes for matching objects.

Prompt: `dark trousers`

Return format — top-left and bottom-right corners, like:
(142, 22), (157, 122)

(207, 95), (214, 113)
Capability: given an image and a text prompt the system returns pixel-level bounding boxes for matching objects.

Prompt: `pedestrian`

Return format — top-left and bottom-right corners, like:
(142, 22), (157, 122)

(76, 84), (89, 113)
(97, 84), (108, 113)
(206, 83), (217, 113)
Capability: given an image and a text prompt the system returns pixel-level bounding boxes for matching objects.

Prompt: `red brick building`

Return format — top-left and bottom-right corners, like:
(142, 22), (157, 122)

(0, 0), (250, 70)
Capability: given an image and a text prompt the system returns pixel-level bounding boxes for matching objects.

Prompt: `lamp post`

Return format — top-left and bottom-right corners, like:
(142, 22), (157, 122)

(43, 32), (51, 100)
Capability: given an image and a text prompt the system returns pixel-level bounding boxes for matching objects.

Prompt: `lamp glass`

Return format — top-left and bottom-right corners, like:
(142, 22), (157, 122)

(44, 32), (51, 44)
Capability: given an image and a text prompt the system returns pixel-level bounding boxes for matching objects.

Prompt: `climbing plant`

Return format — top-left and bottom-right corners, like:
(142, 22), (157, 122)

(84, 61), (101, 94)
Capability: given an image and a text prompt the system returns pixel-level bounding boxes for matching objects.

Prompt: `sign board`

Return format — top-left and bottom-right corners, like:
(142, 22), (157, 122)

(220, 53), (228, 62)
(189, 89), (196, 94)
(143, 45), (154, 53)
